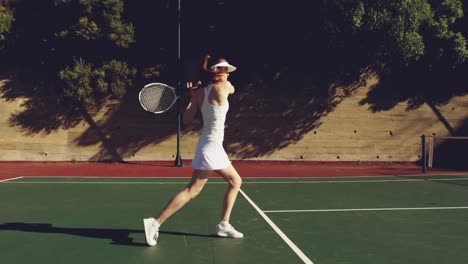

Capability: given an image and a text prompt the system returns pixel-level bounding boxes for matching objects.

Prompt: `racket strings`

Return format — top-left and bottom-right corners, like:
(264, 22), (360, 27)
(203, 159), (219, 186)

(140, 85), (177, 113)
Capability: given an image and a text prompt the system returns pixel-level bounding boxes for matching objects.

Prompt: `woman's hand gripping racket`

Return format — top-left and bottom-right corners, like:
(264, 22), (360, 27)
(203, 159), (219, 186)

(139, 82), (199, 114)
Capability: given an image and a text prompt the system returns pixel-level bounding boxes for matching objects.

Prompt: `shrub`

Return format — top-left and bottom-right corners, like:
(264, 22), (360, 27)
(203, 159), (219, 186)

(59, 58), (135, 106)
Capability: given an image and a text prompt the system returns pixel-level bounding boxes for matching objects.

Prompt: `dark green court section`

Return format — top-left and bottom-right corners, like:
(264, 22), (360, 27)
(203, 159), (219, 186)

(267, 210), (468, 264)
(0, 179), (303, 264)
(1, 175), (468, 264)
(241, 175), (468, 264)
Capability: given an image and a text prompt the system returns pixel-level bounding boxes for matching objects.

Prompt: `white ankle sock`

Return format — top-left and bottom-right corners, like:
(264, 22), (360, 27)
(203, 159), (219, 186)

(220, 220), (229, 227)
(152, 218), (161, 228)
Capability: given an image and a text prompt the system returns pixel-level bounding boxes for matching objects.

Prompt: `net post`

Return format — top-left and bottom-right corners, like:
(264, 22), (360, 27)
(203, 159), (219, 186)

(421, 135), (427, 173)
(174, 82), (183, 167)
(174, 0), (183, 167)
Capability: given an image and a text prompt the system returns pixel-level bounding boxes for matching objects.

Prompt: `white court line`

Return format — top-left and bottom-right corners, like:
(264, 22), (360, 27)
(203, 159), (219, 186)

(264, 206), (468, 213)
(240, 178), (468, 184)
(0, 180), (433, 184)
(3, 178), (468, 185)
(19, 175), (468, 180)
(1, 181), (202, 184)
(15, 175), (410, 179)
(20, 176), (191, 179)
(237, 178), (468, 184)
(12, 175), (410, 179)
(240, 189), (314, 264)
(0, 176), (23, 183)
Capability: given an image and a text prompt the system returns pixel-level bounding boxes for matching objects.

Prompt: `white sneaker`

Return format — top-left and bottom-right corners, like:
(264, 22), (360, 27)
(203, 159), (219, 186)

(143, 218), (159, 246)
(216, 223), (244, 238)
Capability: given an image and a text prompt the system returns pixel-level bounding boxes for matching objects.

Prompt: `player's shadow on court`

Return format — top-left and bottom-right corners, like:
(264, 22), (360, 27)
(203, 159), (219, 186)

(0, 222), (219, 247)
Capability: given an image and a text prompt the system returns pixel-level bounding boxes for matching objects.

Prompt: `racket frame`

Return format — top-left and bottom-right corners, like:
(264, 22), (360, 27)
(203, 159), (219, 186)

(138, 82), (180, 114)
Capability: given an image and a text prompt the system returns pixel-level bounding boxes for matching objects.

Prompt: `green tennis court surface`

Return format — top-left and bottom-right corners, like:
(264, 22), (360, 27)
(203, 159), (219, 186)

(1, 175), (468, 264)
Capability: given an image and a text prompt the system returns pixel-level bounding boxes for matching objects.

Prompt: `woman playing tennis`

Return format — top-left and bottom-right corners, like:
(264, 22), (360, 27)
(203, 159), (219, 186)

(143, 55), (243, 246)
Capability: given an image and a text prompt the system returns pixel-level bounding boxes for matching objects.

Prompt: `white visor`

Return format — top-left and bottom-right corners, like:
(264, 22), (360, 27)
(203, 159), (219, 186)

(210, 61), (237, 72)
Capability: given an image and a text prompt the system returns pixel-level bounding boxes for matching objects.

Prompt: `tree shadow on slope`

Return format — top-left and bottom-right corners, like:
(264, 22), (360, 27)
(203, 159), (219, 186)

(359, 65), (468, 113)
(0, 67), (128, 162)
(358, 64), (468, 170)
(0, 67), (82, 135)
(76, 59), (463, 161)
(0, 63), (183, 162)
(1, 37), (374, 162)
(221, 64), (370, 159)
(70, 62), (369, 161)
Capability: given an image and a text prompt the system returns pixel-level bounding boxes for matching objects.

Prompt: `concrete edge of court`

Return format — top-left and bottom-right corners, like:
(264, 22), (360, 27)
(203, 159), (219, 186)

(1, 160), (466, 179)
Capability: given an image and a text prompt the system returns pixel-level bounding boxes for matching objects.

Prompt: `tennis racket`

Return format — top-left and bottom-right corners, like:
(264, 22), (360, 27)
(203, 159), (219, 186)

(139, 82), (199, 114)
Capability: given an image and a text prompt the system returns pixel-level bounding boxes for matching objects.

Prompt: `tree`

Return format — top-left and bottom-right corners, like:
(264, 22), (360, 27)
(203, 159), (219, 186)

(0, 1), (13, 50)
(56, 0), (134, 48)
(56, 0), (136, 106)
(325, 0), (467, 70)
(59, 58), (135, 106)
(2, 0), (136, 106)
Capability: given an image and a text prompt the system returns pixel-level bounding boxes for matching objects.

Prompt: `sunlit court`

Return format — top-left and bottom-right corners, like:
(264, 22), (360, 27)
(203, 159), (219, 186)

(1, 174), (468, 264)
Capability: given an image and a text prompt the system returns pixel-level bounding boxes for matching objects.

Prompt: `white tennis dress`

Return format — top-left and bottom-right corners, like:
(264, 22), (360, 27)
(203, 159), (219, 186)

(190, 84), (231, 170)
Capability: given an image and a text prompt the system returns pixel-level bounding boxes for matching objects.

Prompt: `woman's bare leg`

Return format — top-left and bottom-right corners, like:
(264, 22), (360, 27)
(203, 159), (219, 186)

(215, 164), (242, 222)
(155, 169), (212, 225)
